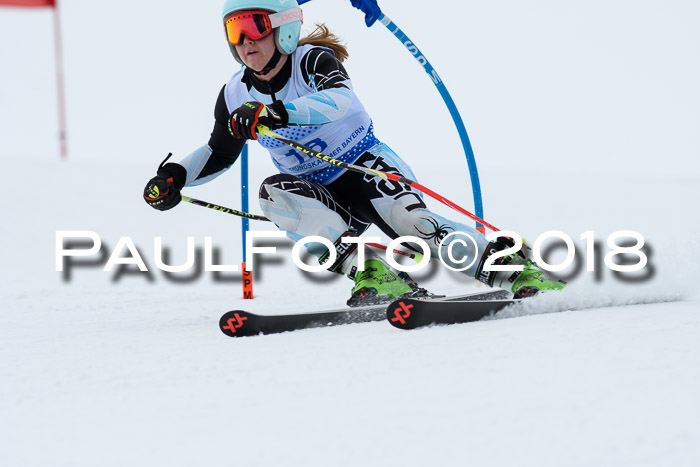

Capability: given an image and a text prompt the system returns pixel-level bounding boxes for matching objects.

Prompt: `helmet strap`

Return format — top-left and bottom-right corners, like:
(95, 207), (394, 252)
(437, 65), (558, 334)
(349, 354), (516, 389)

(253, 48), (282, 77)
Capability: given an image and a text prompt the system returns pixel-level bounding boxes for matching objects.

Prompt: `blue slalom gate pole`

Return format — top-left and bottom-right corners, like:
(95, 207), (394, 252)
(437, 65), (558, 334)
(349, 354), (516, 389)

(240, 143), (253, 298)
(241, 143), (249, 255)
(377, 14), (485, 233)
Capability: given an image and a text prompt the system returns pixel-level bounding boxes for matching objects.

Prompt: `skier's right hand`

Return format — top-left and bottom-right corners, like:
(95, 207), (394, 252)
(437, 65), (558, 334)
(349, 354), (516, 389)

(144, 155), (187, 211)
(229, 100), (288, 140)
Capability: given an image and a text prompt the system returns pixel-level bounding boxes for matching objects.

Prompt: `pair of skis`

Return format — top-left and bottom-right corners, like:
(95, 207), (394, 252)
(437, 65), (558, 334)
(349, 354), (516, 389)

(219, 290), (517, 338)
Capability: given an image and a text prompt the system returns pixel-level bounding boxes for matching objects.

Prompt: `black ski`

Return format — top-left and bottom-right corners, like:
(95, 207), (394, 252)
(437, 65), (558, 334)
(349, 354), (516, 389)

(219, 290), (510, 337)
(386, 296), (520, 330)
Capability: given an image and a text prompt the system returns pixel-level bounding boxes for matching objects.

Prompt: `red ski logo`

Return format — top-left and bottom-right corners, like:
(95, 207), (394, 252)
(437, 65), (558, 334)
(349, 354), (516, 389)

(391, 301), (413, 325)
(222, 313), (248, 333)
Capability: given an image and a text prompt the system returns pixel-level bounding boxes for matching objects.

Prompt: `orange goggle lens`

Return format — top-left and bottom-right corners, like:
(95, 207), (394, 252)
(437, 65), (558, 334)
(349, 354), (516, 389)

(225, 11), (273, 45)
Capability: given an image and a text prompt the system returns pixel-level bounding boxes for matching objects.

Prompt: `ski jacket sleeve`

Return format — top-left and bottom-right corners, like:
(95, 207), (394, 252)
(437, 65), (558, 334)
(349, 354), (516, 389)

(178, 86), (246, 186)
(284, 48), (355, 126)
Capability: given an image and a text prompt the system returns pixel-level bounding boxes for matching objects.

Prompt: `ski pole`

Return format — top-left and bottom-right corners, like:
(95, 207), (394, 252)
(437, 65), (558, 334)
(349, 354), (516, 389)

(256, 125), (501, 233)
(182, 195), (269, 221)
(180, 194), (422, 261)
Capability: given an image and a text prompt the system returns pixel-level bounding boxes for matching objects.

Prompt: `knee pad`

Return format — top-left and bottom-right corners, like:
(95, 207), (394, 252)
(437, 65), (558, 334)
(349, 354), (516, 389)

(259, 174), (320, 202)
(258, 174), (352, 246)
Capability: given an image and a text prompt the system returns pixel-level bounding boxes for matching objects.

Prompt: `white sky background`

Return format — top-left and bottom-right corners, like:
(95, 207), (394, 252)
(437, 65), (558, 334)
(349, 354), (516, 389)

(0, 0), (698, 176)
(1, 4), (700, 466)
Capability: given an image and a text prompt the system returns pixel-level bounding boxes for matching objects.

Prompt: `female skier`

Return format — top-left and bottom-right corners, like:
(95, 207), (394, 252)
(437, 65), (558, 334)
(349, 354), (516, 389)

(143, 0), (564, 305)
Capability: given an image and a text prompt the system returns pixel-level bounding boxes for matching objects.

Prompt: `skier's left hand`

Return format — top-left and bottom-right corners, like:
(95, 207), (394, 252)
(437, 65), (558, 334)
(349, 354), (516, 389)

(229, 100), (288, 140)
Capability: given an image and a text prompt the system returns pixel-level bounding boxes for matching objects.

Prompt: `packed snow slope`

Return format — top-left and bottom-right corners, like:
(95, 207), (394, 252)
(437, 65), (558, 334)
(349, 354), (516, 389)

(1, 1), (699, 466)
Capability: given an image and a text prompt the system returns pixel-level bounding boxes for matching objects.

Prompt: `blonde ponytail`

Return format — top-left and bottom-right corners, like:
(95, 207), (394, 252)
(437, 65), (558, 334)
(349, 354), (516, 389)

(297, 23), (349, 62)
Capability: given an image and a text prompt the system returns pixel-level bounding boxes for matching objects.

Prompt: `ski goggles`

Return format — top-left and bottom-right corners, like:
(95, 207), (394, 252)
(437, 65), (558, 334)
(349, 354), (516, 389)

(224, 7), (303, 45)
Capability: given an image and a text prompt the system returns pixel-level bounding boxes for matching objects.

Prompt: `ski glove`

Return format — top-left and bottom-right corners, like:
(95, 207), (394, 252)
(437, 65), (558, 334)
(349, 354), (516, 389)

(143, 153), (187, 211)
(228, 100), (288, 140)
(350, 0), (382, 27)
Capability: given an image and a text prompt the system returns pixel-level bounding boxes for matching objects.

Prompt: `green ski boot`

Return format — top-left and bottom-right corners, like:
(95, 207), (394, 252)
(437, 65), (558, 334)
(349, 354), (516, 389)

(510, 259), (566, 298)
(476, 238), (566, 299)
(347, 259), (412, 307)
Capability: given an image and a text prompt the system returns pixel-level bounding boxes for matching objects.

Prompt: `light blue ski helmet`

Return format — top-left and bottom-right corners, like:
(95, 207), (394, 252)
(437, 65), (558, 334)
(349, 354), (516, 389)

(222, 0), (303, 63)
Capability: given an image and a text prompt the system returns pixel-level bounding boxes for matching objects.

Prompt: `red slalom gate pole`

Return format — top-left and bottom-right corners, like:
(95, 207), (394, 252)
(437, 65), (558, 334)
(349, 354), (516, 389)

(53, 0), (68, 158)
(1, 0), (67, 157)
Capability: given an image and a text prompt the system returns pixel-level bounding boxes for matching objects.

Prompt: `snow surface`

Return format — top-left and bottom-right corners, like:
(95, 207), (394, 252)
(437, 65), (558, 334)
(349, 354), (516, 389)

(1, 1), (699, 466)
